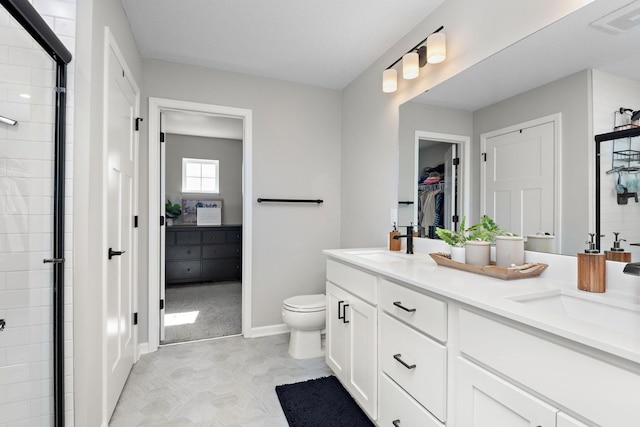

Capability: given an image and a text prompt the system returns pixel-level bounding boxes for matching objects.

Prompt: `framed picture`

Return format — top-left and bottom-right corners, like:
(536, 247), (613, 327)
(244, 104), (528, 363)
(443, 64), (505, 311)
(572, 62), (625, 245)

(182, 199), (222, 225)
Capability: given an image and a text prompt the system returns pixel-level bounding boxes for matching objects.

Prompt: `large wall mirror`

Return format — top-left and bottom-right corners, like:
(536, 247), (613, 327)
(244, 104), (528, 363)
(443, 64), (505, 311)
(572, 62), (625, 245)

(398, 0), (640, 258)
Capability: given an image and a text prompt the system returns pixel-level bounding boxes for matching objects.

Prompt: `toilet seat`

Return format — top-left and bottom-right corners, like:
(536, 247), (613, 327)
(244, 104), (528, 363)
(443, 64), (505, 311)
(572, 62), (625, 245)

(283, 294), (326, 312)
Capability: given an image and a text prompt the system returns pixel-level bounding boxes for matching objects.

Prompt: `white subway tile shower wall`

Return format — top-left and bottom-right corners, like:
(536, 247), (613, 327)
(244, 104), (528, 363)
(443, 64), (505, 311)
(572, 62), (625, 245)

(0, 1), (75, 425)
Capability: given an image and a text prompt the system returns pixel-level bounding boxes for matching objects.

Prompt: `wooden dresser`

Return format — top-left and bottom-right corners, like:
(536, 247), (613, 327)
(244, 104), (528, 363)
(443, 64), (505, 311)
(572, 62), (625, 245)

(165, 225), (242, 284)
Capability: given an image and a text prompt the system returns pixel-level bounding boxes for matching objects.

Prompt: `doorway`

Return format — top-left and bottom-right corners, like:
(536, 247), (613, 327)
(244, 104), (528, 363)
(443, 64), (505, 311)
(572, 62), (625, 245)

(161, 113), (243, 344)
(147, 98), (253, 353)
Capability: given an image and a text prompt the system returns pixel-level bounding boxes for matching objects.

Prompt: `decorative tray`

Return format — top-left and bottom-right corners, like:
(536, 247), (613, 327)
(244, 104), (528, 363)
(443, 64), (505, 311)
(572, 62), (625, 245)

(429, 253), (548, 280)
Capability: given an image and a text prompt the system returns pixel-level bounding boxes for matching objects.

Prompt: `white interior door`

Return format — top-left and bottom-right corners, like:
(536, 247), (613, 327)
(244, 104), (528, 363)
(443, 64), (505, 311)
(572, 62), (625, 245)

(105, 37), (138, 420)
(483, 121), (555, 237)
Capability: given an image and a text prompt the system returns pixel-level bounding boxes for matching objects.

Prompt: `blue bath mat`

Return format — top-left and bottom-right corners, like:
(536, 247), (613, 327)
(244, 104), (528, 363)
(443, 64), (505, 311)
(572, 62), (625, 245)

(275, 376), (374, 426)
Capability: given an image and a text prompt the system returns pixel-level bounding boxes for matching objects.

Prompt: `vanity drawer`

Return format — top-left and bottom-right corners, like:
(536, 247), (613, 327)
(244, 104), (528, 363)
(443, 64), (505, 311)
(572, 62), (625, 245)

(166, 245), (201, 260)
(380, 279), (447, 342)
(380, 313), (447, 422)
(378, 373), (444, 427)
(458, 309), (640, 427)
(326, 259), (377, 304)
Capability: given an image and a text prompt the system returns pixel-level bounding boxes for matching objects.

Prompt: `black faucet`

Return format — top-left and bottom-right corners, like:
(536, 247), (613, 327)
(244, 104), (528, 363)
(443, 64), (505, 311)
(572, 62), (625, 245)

(393, 225), (414, 254)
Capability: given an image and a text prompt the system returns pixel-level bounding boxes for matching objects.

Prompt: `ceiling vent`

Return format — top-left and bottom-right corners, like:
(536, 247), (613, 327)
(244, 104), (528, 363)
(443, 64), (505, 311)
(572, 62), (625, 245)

(591, 0), (640, 34)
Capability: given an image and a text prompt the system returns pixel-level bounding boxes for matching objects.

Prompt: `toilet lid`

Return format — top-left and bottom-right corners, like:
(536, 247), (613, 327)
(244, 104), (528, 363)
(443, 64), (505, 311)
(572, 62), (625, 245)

(284, 294), (326, 311)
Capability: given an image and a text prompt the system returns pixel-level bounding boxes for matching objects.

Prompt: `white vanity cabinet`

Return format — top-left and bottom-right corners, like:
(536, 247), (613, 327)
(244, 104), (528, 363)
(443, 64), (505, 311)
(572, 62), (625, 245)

(378, 279), (448, 424)
(457, 308), (640, 427)
(456, 358), (557, 427)
(324, 250), (640, 427)
(325, 260), (378, 419)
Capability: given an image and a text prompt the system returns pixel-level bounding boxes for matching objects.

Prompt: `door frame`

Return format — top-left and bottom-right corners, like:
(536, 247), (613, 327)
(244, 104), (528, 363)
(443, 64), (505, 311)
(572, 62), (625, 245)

(147, 98), (253, 352)
(414, 131), (471, 229)
(480, 113), (562, 252)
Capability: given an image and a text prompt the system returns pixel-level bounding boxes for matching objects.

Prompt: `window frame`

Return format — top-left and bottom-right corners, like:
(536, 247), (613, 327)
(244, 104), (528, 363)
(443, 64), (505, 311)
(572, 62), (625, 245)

(181, 157), (220, 194)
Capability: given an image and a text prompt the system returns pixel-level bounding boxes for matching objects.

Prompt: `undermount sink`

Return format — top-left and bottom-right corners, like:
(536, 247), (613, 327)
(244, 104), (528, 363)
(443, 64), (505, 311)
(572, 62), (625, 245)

(345, 249), (411, 263)
(509, 289), (640, 342)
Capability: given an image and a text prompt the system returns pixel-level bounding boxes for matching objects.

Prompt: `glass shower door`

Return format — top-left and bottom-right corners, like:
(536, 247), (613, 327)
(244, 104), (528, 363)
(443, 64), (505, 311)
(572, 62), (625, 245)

(0, 7), (58, 425)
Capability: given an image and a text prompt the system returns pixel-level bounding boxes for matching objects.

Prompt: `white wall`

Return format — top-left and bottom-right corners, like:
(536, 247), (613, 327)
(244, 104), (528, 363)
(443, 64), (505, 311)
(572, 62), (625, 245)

(592, 70), (640, 261)
(473, 70), (591, 255)
(340, 0), (594, 247)
(139, 59), (342, 334)
(73, 0), (143, 424)
(165, 134), (243, 225)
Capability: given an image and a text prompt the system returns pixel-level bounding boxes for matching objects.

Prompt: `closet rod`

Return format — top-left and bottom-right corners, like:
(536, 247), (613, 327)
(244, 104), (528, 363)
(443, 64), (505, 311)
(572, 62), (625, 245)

(257, 198), (323, 204)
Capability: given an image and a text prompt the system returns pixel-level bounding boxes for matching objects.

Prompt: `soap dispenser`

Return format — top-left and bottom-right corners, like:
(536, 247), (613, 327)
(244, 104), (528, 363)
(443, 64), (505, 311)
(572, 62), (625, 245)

(604, 232), (632, 262)
(389, 222), (401, 251)
(577, 233), (606, 293)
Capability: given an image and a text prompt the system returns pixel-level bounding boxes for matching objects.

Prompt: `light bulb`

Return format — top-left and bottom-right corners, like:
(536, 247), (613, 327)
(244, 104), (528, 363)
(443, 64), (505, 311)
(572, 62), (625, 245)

(402, 52), (419, 79)
(382, 68), (397, 93)
(427, 32), (446, 64)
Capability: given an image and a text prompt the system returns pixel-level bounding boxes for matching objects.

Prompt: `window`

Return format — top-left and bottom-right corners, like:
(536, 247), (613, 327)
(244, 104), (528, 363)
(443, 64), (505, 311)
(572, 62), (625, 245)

(182, 158), (219, 193)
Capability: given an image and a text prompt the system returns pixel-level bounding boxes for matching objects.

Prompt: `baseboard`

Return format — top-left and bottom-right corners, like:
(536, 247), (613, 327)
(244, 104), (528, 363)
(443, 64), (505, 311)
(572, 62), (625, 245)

(137, 342), (150, 359)
(249, 323), (290, 338)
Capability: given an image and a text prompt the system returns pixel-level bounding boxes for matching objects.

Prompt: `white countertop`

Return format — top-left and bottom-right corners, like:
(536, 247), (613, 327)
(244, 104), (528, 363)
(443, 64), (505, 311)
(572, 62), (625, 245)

(323, 248), (640, 364)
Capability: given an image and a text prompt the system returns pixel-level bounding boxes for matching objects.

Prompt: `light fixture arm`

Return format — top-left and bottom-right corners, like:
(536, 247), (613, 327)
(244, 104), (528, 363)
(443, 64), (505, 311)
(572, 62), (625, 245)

(385, 25), (444, 70)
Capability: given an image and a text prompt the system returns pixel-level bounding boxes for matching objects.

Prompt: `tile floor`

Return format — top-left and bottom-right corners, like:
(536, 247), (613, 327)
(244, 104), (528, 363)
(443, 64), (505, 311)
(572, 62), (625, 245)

(109, 334), (331, 426)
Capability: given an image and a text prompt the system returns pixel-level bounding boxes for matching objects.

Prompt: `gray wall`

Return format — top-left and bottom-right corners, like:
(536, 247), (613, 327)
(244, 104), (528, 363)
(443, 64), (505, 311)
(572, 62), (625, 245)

(74, 0), (143, 425)
(139, 59), (342, 333)
(420, 143), (451, 173)
(165, 134), (243, 225)
(473, 69), (591, 255)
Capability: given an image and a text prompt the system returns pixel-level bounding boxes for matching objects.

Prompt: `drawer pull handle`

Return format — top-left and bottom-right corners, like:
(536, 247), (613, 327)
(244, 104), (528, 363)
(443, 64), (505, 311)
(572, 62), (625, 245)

(393, 301), (416, 312)
(342, 304), (350, 323)
(338, 300), (345, 320)
(392, 420), (401, 427)
(393, 353), (416, 370)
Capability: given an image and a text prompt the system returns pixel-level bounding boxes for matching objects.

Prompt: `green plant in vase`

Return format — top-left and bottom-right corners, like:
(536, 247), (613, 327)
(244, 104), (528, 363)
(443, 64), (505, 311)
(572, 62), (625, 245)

(435, 216), (468, 247)
(165, 200), (181, 224)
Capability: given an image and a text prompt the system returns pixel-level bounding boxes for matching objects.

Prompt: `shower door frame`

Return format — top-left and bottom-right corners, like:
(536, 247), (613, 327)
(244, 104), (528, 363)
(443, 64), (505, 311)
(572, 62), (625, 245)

(0, 1), (72, 426)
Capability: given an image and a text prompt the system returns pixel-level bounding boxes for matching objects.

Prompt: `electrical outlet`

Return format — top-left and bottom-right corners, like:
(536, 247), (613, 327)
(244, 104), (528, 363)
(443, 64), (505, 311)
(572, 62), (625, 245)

(390, 209), (398, 226)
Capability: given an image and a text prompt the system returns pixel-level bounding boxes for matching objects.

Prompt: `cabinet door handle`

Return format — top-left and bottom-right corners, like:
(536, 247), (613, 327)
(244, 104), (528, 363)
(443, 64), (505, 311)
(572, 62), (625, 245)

(392, 420), (401, 427)
(393, 301), (416, 312)
(338, 300), (345, 320)
(342, 304), (350, 323)
(393, 353), (416, 369)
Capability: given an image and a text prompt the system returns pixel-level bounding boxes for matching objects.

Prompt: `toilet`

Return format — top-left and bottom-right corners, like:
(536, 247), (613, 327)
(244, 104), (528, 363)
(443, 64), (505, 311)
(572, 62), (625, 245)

(282, 294), (326, 359)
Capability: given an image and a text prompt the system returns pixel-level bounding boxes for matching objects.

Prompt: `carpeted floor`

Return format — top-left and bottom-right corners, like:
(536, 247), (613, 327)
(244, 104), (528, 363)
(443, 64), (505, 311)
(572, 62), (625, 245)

(162, 281), (242, 344)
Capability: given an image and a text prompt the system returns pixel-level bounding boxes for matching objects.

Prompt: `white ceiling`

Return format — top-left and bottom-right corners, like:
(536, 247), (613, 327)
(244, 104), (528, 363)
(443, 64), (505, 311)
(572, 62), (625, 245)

(414, 0), (640, 111)
(120, 0), (444, 90)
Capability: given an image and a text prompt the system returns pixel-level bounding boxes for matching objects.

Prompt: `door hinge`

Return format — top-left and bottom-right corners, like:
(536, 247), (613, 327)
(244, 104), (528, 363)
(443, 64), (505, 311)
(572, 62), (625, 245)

(452, 157), (460, 166)
(160, 299), (165, 310)
(135, 117), (143, 131)
(134, 215), (139, 228)
(133, 312), (138, 325)
(160, 215), (165, 226)
(482, 152), (487, 162)
(160, 132), (165, 143)
(452, 215), (459, 223)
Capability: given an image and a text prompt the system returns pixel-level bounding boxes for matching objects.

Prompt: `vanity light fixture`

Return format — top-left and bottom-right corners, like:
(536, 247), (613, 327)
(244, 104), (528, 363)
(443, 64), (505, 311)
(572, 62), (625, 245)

(382, 26), (446, 93)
